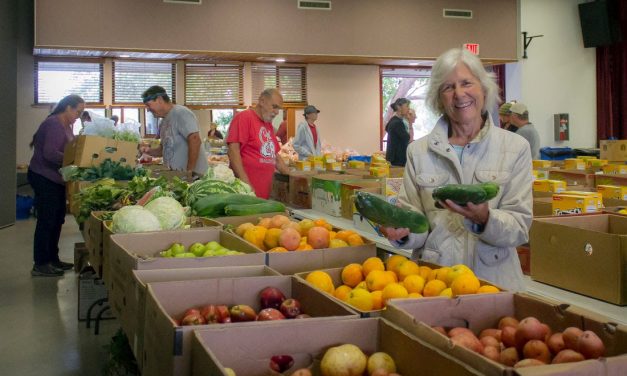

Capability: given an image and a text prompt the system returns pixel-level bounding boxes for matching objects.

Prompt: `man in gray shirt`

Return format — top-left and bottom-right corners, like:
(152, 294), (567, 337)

(141, 86), (208, 177)
(510, 102), (540, 159)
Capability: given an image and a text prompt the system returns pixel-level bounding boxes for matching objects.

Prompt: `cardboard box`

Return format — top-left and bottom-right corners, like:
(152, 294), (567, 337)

(586, 158), (608, 168)
(141, 276), (358, 376)
(548, 170), (596, 187)
(382, 177), (404, 205)
(270, 172), (289, 203)
(532, 169), (549, 180)
(73, 242), (89, 273)
(107, 228), (266, 318)
(530, 214), (627, 305)
(600, 140), (627, 162)
(340, 180), (382, 219)
(533, 179), (566, 193)
(533, 160), (552, 169)
(191, 317), (484, 376)
(312, 174), (373, 216)
(532, 197), (553, 217)
(294, 160), (311, 171)
(369, 166), (390, 177)
(595, 173), (627, 187)
(78, 268), (114, 321)
(84, 211), (109, 278)
(383, 293), (627, 376)
(563, 158), (586, 170)
(552, 194), (598, 215)
(325, 161), (342, 171)
(288, 171), (317, 209)
(66, 180), (92, 217)
(598, 185), (627, 201)
(347, 160), (366, 169)
(602, 164), (627, 175)
(63, 134), (139, 167)
(561, 190), (603, 210)
(127, 266), (280, 372)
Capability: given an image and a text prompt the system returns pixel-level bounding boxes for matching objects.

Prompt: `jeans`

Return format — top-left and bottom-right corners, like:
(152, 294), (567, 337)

(27, 170), (66, 266)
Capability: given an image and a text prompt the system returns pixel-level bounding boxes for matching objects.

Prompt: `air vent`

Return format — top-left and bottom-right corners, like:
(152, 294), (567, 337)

(163, 0), (202, 4)
(298, 1), (332, 10)
(443, 8), (473, 19)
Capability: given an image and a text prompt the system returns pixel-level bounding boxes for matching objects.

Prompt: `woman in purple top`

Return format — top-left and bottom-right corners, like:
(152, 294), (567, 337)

(28, 95), (84, 277)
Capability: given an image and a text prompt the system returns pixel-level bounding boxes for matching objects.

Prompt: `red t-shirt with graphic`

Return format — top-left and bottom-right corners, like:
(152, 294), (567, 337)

(227, 109), (280, 199)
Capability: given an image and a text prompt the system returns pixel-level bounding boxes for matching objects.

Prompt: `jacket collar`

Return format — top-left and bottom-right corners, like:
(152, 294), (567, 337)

(428, 113), (496, 154)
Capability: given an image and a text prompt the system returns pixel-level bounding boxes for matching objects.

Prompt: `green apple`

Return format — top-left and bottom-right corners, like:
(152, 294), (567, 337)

(175, 252), (196, 258)
(225, 250), (241, 255)
(214, 248), (229, 256)
(170, 243), (186, 255)
(159, 249), (173, 258)
(202, 249), (215, 257)
(204, 241), (221, 252)
(189, 242), (206, 257)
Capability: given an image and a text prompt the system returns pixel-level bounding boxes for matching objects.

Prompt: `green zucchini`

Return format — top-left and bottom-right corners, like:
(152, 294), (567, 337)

(224, 201), (286, 216)
(432, 182), (500, 207)
(354, 191), (428, 234)
(192, 193), (266, 217)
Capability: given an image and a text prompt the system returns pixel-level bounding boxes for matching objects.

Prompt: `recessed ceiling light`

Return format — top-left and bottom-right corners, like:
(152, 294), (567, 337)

(275, 58), (286, 63)
(120, 54), (130, 58)
(408, 62), (419, 66)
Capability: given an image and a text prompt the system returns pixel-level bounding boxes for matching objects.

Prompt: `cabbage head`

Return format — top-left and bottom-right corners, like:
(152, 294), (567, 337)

(144, 196), (187, 230)
(112, 205), (162, 233)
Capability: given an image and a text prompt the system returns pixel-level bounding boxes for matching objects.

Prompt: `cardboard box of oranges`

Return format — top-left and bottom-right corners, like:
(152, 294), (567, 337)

(295, 256), (503, 317)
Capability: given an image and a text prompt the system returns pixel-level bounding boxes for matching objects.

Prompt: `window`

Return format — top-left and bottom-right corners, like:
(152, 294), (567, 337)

(380, 67), (438, 149)
(185, 63), (243, 106)
(251, 64), (307, 104)
(34, 59), (103, 104)
(113, 61), (176, 104)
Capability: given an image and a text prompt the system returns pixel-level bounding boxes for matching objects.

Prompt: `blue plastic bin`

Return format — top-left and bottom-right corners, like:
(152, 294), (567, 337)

(540, 147), (574, 161)
(16, 195), (34, 220)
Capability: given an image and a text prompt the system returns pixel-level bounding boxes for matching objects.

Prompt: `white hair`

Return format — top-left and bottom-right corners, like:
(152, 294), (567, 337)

(426, 48), (500, 115)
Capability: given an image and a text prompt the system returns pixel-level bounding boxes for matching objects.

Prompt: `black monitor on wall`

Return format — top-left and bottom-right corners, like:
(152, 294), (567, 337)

(578, 0), (621, 48)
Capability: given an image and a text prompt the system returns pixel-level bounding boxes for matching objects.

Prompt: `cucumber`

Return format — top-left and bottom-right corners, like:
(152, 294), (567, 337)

(432, 182), (500, 207)
(354, 191), (428, 234)
(192, 193), (266, 217)
(224, 201), (286, 216)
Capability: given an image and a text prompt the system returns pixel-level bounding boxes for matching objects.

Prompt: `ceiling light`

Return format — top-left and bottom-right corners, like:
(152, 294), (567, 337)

(120, 54), (130, 58)
(275, 58), (286, 63)
(408, 62), (419, 66)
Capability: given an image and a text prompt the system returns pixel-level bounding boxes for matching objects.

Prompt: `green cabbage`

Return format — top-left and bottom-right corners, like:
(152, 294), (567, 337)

(111, 205), (162, 233)
(144, 196), (187, 230)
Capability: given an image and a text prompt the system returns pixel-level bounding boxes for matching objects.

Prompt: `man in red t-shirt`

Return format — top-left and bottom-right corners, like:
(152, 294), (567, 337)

(227, 88), (290, 198)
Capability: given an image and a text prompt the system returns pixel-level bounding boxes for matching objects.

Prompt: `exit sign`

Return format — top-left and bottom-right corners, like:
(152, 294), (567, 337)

(464, 43), (480, 55)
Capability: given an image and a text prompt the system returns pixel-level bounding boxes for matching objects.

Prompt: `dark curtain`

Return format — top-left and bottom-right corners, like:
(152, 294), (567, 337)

(596, 0), (627, 141)
(491, 64), (507, 103)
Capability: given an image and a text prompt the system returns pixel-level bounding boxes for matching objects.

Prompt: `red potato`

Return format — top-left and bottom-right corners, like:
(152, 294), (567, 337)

(448, 327), (475, 338)
(499, 347), (520, 367)
(552, 349), (585, 364)
(479, 328), (502, 342)
(515, 317), (549, 350)
(523, 340), (552, 364)
(541, 323), (552, 341)
(547, 333), (566, 355)
(290, 369), (312, 376)
(514, 359), (545, 368)
(451, 333), (484, 353)
(501, 326), (517, 348)
(482, 346), (501, 362)
(480, 336), (500, 348)
(498, 316), (520, 330)
(577, 331), (605, 359)
(563, 327), (584, 351)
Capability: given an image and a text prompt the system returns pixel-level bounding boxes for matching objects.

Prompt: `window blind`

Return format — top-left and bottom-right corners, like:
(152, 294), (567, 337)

(251, 64), (307, 104)
(113, 61), (176, 104)
(184, 63), (243, 106)
(34, 59), (103, 104)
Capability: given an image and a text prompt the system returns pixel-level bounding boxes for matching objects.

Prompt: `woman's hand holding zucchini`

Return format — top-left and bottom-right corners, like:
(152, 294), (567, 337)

(354, 191), (429, 239)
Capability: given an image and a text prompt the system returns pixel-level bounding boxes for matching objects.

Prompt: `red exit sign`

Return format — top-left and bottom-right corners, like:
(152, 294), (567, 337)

(464, 43), (480, 55)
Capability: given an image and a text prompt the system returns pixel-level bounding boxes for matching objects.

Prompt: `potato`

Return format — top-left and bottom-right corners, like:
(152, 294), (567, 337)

(501, 326), (516, 348)
(448, 327), (475, 338)
(514, 359), (545, 368)
(563, 327), (583, 351)
(552, 349), (585, 364)
(480, 336), (500, 348)
(515, 317), (549, 350)
(499, 347), (519, 367)
(451, 333), (484, 353)
(522, 340), (551, 364)
(479, 328), (502, 342)
(482, 346), (501, 362)
(498, 316), (519, 330)
(577, 331), (605, 359)
(546, 333), (565, 355)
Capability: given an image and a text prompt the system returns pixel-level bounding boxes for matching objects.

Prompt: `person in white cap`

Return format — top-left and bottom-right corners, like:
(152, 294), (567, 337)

(510, 103), (540, 159)
(293, 105), (322, 160)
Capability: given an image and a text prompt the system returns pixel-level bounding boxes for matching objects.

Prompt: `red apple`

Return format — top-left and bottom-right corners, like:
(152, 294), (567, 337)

(294, 314), (311, 319)
(280, 298), (302, 319)
(259, 286), (286, 309)
(181, 312), (206, 326)
(230, 304), (257, 322)
(183, 308), (200, 318)
(216, 305), (231, 323)
(270, 355), (294, 373)
(257, 308), (286, 321)
(200, 304), (218, 324)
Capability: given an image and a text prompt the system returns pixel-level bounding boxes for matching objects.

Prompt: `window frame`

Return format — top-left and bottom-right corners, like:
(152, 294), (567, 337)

(112, 60), (177, 105)
(251, 64), (308, 105)
(33, 57), (104, 105)
(184, 62), (245, 109)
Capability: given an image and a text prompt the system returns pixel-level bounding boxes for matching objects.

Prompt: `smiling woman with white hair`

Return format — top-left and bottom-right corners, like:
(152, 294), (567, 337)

(380, 47), (533, 291)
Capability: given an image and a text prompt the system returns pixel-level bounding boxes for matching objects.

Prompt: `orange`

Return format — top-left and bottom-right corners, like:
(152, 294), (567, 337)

(447, 264), (474, 284)
(423, 279), (447, 297)
(403, 274), (426, 294)
(354, 281), (368, 290)
(397, 260), (421, 281)
(362, 257), (385, 278)
(329, 239), (349, 248)
(235, 222), (254, 237)
(300, 236), (307, 244)
(243, 226), (267, 250)
(346, 233), (365, 246)
(295, 243), (313, 251)
(328, 231), (337, 240)
(263, 228), (283, 250)
(439, 288), (453, 298)
(313, 218), (333, 231)
(267, 247), (288, 253)
(408, 292), (423, 299)
(381, 283), (409, 306)
(476, 285), (500, 294)
(418, 266), (432, 280)
(305, 270), (335, 294)
(433, 267), (453, 285)
(365, 270), (389, 291)
(333, 285), (352, 301)
(450, 274), (480, 296)
(370, 290), (384, 310)
(335, 230), (357, 242)
(427, 269), (438, 281)
(347, 288), (373, 311)
(298, 219), (315, 236)
(257, 217), (272, 228)
(385, 270), (398, 283)
(341, 263), (364, 288)
(386, 255), (408, 274)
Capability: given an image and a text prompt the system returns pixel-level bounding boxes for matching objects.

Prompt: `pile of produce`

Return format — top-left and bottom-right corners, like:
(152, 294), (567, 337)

(192, 193), (284, 218)
(305, 256), (499, 312)
(432, 182), (500, 208)
(60, 159), (147, 182)
(111, 196), (187, 233)
(355, 192), (428, 234)
(173, 286), (308, 326)
(233, 215), (365, 252)
(434, 316), (605, 368)
(157, 241), (245, 258)
(185, 164), (254, 207)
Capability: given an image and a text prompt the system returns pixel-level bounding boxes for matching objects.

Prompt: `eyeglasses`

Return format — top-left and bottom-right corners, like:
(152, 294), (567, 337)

(142, 92), (167, 104)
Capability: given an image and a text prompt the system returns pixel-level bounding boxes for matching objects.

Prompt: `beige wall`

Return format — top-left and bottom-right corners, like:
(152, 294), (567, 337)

(307, 64), (381, 154)
(35, 0), (518, 61)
